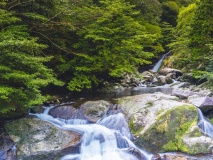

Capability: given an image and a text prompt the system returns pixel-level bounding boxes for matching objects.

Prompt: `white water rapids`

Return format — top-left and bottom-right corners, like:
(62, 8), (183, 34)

(197, 108), (213, 139)
(152, 51), (171, 72)
(29, 106), (152, 160)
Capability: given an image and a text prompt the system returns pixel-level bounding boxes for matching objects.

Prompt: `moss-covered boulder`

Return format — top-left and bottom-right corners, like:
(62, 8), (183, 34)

(115, 92), (181, 135)
(138, 105), (198, 153)
(115, 93), (213, 154)
(82, 100), (110, 122)
(4, 118), (80, 160)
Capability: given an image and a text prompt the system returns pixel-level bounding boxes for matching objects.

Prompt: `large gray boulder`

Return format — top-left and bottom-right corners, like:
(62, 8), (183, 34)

(115, 93), (213, 154)
(49, 105), (87, 120)
(141, 71), (155, 82)
(82, 100), (110, 122)
(188, 95), (213, 113)
(0, 133), (16, 160)
(159, 68), (183, 79)
(172, 89), (197, 99)
(4, 118), (80, 160)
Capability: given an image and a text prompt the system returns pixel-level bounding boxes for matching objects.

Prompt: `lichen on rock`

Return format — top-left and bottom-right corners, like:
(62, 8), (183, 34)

(4, 118), (80, 160)
(136, 105), (198, 153)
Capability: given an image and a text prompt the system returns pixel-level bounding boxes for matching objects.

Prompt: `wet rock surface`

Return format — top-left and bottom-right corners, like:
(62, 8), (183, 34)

(172, 89), (197, 99)
(82, 100), (110, 122)
(116, 93), (213, 154)
(188, 95), (213, 113)
(1, 67), (213, 160)
(4, 118), (80, 160)
(0, 133), (16, 160)
(49, 105), (86, 120)
(127, 147), (147, 160)
(159, 68), (183, 79)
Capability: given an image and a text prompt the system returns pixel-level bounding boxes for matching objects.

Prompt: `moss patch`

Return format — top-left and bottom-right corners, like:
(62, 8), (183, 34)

(129, 117), (144, 135)
(134, 105), (198, 153)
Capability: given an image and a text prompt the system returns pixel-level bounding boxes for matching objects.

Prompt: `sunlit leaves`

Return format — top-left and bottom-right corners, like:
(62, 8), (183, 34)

(66, 0), (162, 91)
(0, 8), (63, 114)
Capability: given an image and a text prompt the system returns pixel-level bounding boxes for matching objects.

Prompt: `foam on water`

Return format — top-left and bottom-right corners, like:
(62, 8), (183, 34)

(197, 108), (213, 139)
(30, 106), (152, 160)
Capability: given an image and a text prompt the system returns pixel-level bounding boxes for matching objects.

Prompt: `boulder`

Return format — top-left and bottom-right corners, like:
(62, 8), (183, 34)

(165, 75), (174, 84)
(98, 82), (126, 93)
(82, 100), (110, 122)
(49, 105), (86, 120)
(104, 104), (125, 116)
(188, 95), (213, 113)
(115, 93), (213, 154)
(157, 75), (173, 85)
(182, 125), (213, 154)
(157, 76), (167, 85)
(162, 153), (188, 160)
(116, 93), (181, 136)
(0, 133), (16, 160)
(172, 89), (197, 99)
(159, 68), (183, 79)
(141, 71), (155, 82)
(4, 118), (80, 160)
(151, 154), (161, 160)
(127, 147), (147, 160)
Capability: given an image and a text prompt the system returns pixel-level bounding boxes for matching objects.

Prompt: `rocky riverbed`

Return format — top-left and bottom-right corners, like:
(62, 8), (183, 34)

(1, 68), (213, 160)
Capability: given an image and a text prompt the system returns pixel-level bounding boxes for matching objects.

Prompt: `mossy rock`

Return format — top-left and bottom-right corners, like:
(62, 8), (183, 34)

(4, 118), (80, 160)
(134, 105), (198, 153)
(82, 100), (110, 122)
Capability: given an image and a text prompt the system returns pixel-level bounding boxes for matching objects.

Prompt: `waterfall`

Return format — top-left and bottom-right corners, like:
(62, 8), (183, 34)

(197, 108), (213, 139)
(152, 51), (171, 72)
(30, 106), (152, 160)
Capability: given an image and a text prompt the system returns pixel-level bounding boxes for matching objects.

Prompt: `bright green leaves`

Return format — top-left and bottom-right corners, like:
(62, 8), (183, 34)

(68, 74), (99, 92)
(0, 9), (20, 26)
(168, 0), (213, 87)
(128, 0), (163, 24)
(190, 0), (213, 49)
(167, 3), (196, 68)
(67, 0), (162, 91)
(188, 0), (213, 84)
(0, 8), (63, 114)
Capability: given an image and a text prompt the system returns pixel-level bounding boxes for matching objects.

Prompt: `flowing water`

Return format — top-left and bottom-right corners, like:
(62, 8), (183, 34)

(152, 51), (171, 72)
(29, 107), (152, 160)
(197, 108), (213, 139)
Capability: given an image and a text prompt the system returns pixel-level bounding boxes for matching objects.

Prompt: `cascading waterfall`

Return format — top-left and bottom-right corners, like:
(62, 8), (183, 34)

(29, 106), (152, 160)
(197, 108), (213, 139)
(152, 51), (171, 72)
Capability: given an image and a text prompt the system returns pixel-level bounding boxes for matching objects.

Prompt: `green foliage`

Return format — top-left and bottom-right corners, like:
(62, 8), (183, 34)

(67, 74), (99, 91)
(127, 0), (163, 24)
(160, 22), (175, 49)
(167, 3), (196, 68)
(0, 8), (63, 114)
(189, 0), (213, 63)
(161, 1), (180, 26)
(167, 0), (213, 87)
(64, 0), (162, 91)
(189, 0), (212, 85)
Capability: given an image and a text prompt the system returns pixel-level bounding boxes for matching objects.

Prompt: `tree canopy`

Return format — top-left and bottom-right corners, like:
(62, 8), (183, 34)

(0, 0), (212, 116)
(168, 0), (213, 85)
(0, 5), (63, 114)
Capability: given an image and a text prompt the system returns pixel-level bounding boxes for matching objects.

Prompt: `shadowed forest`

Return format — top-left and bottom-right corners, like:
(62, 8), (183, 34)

(0, 0), (212, 116)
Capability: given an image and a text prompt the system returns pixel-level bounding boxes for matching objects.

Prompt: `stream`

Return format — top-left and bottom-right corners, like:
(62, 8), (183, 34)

(25, 87), (213, 160)
(29, 106), (152, 160)
(1, 52), (213, 160)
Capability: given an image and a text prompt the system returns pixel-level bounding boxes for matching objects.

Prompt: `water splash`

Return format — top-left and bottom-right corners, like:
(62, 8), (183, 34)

(30, 106), (152, 160)
(152, 51), (171, 72)
(197, 108), (213, 139)
(58, 118), (88, 125)
(98, 113), (131, 139)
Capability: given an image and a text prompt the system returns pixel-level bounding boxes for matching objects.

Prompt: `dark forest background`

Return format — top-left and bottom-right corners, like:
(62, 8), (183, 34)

(0, 0), (212, 115)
